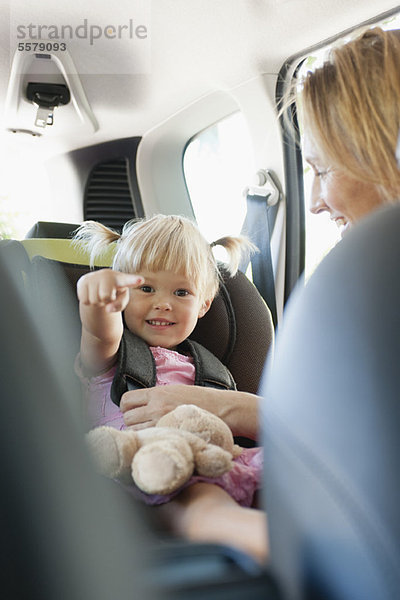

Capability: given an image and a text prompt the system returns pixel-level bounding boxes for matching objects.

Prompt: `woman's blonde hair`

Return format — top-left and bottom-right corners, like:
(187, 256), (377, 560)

(284, 27), (400, 201)
(74, 214), (256, 301)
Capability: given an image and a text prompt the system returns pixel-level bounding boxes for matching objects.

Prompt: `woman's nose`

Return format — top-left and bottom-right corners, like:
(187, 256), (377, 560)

(309, 177), (329, 215)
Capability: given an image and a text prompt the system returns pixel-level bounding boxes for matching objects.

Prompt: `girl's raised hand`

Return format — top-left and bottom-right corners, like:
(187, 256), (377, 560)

(77, 269), (144, 313)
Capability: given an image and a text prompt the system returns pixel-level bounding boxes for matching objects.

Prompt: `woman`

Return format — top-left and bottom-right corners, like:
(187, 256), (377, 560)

(118, 26), (400, 564)
(298, 27), (400, 234)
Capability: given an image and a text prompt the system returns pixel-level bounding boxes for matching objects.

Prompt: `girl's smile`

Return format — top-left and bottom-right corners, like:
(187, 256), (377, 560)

(146, 319), (175, 327)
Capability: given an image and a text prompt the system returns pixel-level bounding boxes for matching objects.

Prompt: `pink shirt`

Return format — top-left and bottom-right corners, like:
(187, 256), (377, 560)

(75, 346), (195, 430)
(152, 346), (195, 386)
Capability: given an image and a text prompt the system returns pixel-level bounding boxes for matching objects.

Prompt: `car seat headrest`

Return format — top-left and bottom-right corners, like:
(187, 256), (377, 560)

(25, 221), (80, 239)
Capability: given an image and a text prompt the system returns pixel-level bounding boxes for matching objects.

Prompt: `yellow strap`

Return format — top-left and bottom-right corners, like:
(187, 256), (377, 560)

(21, 239), (115, 267)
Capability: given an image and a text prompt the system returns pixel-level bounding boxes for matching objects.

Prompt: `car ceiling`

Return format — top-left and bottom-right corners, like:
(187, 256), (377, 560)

(0, 0), (399, 158)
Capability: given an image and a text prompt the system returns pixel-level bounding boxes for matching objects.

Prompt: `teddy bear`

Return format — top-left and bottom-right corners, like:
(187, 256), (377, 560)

(86, 404), (242, 496)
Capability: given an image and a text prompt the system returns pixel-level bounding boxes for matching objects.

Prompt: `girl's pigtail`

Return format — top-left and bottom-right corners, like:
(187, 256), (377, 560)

(211, 235), (258, 276)
(72, 220), (121, 267)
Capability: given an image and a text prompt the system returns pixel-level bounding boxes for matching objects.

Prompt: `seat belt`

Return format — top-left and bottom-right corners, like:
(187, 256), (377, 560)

(240, 169), (281, 328)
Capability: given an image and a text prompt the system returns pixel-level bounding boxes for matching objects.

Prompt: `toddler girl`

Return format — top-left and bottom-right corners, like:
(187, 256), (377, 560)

(74, 214), (262, 508)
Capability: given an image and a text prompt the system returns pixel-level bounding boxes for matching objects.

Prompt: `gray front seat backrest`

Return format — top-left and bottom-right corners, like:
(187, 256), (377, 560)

(261, 204), (400, 600)
(0, 244), (154, 600)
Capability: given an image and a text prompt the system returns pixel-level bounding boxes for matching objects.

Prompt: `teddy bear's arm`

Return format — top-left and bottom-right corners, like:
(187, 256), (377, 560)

(194, 444), (233, 478)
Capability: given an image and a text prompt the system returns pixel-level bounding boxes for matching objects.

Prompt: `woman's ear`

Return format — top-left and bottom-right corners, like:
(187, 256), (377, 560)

(198, 298), (212, 318)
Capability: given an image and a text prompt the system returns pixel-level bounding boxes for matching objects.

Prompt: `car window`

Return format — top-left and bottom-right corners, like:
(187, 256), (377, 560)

(0, 149), (53, 239)
(183, 112), (255, 252)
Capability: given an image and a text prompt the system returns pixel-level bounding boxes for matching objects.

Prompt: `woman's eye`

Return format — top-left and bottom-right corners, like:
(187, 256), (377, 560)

(175, 289), (189, 297)
(315, 167), (332, 179)
(140, 285), (154, 293)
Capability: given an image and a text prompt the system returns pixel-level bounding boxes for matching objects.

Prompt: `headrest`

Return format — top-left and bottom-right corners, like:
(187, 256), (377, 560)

(25, 221), (80, 239)
(0, 237), (152, 599)
(261, 204), (400, 599)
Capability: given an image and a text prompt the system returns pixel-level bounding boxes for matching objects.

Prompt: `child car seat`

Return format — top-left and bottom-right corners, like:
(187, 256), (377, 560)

(18, 235), (274, 395)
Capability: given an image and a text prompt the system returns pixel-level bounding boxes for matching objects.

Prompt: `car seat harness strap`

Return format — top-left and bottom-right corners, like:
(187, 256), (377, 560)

(110, 329), (236, 405)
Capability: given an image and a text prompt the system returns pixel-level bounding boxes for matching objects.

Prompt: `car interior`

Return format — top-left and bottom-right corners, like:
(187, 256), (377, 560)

(1, 1), (400, 599)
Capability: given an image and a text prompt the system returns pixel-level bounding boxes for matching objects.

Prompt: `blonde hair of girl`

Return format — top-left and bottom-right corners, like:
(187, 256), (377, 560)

(74, 214), (256, 302)
(282, 27), (400, 202)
